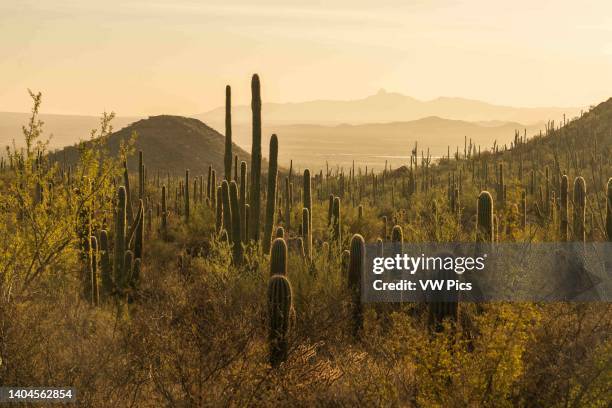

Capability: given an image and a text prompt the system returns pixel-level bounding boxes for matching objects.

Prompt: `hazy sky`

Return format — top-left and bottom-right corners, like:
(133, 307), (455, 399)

(1, 0), (611, 116)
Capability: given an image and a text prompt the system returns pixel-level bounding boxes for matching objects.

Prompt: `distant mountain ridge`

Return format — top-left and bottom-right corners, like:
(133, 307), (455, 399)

(51, 115), (250, 176)
(196, 89), (581, 126)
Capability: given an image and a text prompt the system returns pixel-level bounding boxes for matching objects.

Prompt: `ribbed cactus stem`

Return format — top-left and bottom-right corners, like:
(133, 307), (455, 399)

(268, 275), (292, 368)
(113, 186), (127, 288)
(99, 230), (113, 296)
(249, 74), (262, 242)
(303, 169), (312, 232)
(138, 151), (144, 199)
(89, 236), (99, 306)
(240, 161), (248, 243)
(573, 176), (586, 242)
(560, 175), (569, 241)
(477, 191), (494, 242)
(332, 196), (341, 246)
(132, 199), (144, 259)
(391, 225), (403, 243)
(216, 185), (223, 233)
(302, 207), (311, 260)
(224, 85), (233, 180)
(284, 177), (291, 231)
(221, 180), (232, 242)
(263, 134), (278, 254)
(348, 234), (365, 338)
(229, 181), (242, 264)
(270, 238), (287, 275)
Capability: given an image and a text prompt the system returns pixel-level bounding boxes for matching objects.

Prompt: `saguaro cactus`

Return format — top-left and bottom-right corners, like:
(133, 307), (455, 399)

(332, 196), (341, 246)
(270, 238), (287, 275)
(477, 191), (494, 242)
(560, 175), (569, 241)
(224, 85), (233, 180)
(99, 230), (113, 296)
(303, 169), (312, 232)
(229, 181), (243, 264)
(263, 135), (279, 254)
(249, 74), (262, 242)
(302, 207), (311, 260)
(268, 274), (293, 367)
(216, 185), (223, 233)
(221, 180), (232, 241)
(284, 178), (291, 231)
(573, 177), (586, 242)
(184, 169), (190, 221)
(89, 235), (99, 306)
(113, 186), (127, 286)
(240, 161), (248, 243)
(348, 234), (365, 338)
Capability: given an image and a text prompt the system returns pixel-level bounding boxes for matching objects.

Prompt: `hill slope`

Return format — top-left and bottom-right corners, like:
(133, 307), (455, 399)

(197, 89), (580, 126)
(52, 115), (250, 176)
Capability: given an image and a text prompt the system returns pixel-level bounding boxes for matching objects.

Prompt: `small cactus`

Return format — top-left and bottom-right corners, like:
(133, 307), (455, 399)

(184, 169), (190, 221)
(221, 180), (232, 241)
(268, 274), (292, 367)
(477, 191), (494, 242)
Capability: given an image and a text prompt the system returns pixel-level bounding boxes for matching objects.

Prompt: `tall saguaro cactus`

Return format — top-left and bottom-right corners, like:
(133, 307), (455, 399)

(302, 208), (311, 260)
(240, 161), (248, 243)
(89, 235), (99, 306)
(477, 191), (494, 242)
(249, 74), (262, 242)
(573, 177), (586, 242)
(224, 85), (233, 180)
(332, 196), (341, 246)
(303, 169), (312, 233)
(268, 274), (293, 368)
(263, 134), (279, 254)
(229, 181), (243, 264)
(221, 180), (232, 241)
(113, 186), (127, 287)
(560, 175), (569, 241)
(348, 234), (365, 338)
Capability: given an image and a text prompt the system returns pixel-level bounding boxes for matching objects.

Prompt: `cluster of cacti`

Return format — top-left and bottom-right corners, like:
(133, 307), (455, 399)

(93, 184), (146, 307)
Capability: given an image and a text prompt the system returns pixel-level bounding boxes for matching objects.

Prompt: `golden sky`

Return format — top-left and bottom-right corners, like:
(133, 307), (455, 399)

(2, 0), (611, 116)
